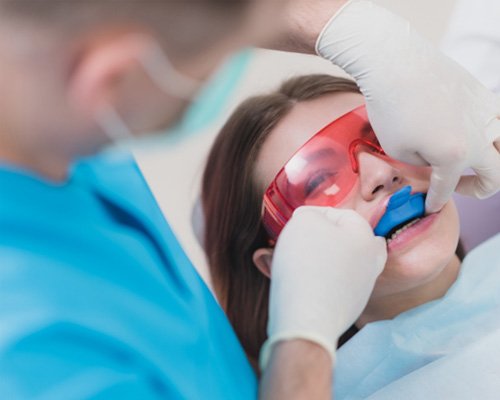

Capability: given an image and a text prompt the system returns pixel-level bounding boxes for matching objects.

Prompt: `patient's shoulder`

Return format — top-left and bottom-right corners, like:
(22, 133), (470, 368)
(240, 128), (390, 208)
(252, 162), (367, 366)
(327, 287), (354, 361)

(463, 233), (500, 269)
(451, 233), (500, 300)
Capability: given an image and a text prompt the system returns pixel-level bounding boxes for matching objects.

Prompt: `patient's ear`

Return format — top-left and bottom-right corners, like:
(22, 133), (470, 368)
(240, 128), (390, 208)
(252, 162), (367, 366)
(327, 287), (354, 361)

(252, 248), (274, 279)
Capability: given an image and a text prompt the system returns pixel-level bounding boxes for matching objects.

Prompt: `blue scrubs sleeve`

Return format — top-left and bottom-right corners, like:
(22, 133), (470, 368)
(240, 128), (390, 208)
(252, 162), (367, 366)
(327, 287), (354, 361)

(0, 153), (257, 399)
(1, 320), (171, 399)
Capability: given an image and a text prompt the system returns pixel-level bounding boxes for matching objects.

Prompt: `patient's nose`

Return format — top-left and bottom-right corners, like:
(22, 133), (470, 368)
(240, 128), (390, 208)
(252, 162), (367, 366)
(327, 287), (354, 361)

(358, 152), (403, 201)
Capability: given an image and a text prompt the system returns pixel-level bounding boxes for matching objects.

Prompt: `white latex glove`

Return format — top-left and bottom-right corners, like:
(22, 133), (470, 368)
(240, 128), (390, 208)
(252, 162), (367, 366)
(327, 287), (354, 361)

(260, 207), (387, 370)
(316, 0), (500, 213)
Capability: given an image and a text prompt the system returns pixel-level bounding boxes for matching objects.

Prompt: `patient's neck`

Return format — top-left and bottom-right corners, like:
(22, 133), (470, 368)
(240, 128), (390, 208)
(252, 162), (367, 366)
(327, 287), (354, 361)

(356, 254), (461, 328)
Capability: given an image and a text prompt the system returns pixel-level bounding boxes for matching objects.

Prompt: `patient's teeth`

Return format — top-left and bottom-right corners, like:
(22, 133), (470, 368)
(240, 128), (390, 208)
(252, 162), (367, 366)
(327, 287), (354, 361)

(388, 218), (422, 242)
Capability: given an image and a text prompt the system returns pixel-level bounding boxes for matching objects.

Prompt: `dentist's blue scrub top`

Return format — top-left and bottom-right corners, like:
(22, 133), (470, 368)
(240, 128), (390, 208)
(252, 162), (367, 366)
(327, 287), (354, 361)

(0, 152), (257, 399)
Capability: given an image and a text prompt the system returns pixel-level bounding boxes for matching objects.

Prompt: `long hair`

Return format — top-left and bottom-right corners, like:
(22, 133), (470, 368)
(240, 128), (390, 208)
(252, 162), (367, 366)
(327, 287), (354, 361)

(202, 73), (466, 371)
(202, 75), (361, 370)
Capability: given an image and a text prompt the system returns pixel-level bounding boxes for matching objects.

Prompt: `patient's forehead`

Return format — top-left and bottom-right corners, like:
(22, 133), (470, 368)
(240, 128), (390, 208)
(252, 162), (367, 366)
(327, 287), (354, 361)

(255, 92), (364, 190)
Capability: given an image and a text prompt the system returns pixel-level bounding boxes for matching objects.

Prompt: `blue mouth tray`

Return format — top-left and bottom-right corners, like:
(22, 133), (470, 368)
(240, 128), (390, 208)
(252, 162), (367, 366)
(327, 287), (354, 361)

(374, 186), (426, 237)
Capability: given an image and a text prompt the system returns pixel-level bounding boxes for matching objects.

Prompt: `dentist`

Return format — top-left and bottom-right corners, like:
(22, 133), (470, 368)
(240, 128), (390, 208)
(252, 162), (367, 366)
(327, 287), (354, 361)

(0, 1), (498, 399)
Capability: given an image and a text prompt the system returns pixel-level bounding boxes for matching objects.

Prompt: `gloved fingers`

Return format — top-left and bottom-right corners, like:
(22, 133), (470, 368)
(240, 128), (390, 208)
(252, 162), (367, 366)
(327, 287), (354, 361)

(294, 206), (371, 231)
(373, 237), (388, 274)
(385, 148), (429, 167)
(324, 207), (368, 229)
(485, 116), (500, 143)
(455, 146), (500, 199)
(425, 165), (462, 214)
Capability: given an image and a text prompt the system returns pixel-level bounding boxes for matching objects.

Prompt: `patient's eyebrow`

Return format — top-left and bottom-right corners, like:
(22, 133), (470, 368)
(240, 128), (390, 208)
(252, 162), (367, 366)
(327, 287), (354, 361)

(303, 148), (338, 163)
(299, 122), (373, 164)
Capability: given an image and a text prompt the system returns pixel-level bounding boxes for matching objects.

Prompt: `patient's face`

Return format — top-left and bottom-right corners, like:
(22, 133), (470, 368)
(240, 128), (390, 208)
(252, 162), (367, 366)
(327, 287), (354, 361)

(255, 92), (460, 298)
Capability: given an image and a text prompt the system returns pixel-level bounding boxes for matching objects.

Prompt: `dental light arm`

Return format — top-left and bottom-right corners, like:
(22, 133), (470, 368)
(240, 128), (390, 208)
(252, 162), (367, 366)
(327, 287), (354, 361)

(315, 0), (500, 213)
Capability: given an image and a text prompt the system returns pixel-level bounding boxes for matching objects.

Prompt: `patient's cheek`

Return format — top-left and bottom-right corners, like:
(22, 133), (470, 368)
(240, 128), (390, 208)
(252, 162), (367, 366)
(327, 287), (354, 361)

(444, 200), (461, 242)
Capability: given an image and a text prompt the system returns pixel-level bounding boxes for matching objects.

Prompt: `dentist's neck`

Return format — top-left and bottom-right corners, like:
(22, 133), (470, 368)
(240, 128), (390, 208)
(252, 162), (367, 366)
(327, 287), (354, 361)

(356, 255), (461, 328)
(0, 133), (71, 182)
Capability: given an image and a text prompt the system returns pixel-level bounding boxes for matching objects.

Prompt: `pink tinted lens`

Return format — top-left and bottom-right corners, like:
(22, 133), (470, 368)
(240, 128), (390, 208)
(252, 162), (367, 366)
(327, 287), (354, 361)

(262, 105), (380, 241)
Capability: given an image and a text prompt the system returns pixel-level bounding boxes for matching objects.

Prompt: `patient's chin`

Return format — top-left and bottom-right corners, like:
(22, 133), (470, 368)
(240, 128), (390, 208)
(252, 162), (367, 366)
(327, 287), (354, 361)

(388, 254), (453, 291)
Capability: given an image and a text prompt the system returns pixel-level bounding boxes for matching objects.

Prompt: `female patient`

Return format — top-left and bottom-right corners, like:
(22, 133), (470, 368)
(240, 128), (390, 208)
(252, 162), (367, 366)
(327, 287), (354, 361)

(201, 75), (500, 398)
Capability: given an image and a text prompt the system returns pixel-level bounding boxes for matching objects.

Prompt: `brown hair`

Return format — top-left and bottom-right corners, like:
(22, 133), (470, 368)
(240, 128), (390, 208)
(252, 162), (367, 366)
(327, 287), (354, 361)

(0, 0), (251, 59)
(202, 75), (361, 370)
(203, 73), (467, 370)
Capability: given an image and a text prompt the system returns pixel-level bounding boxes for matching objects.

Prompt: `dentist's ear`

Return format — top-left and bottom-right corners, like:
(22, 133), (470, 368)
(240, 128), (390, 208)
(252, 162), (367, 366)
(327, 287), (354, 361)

(67, 34), (154, 120)
(252, 248), (274, 279)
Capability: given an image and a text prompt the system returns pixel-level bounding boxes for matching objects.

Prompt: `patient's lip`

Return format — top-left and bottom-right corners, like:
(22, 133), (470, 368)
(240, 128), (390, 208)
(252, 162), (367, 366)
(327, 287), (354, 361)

(387, 212), (438, 252)
(370, 195), (392, 230)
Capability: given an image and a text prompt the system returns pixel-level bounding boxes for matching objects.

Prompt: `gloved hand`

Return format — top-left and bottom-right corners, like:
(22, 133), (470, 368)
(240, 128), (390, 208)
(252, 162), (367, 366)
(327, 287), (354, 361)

(316, 0), (500, 213)
(260, 206), (387, 370)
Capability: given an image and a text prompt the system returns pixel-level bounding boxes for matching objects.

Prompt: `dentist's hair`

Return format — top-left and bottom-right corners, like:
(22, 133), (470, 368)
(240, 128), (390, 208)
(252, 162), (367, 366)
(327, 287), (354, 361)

(0, 0), (251, 58)
(1, 0), (249, 21)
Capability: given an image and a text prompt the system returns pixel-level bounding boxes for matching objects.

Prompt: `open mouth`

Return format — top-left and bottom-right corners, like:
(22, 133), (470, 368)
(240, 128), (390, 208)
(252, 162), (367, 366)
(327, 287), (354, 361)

(385, 216), (422, 244)
(373, 186), (427, 243)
